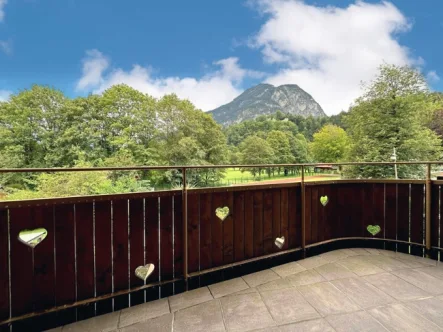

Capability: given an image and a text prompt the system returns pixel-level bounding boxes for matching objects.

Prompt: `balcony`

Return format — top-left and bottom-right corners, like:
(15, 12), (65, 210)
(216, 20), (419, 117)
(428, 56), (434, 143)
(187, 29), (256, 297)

(1, 162), (443, 331)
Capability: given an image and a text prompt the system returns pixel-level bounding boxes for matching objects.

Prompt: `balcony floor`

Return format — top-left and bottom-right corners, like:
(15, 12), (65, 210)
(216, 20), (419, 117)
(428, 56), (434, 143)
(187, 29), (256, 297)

(49, 248), (443, 332)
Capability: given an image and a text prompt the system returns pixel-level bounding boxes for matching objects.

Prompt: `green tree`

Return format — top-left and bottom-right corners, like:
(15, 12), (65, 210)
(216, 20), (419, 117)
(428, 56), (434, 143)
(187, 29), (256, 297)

(310, 125), (350, 163)
(266, 130), (293, 174)
(239, 136), (274, 177)
(345, 64), (442, 178)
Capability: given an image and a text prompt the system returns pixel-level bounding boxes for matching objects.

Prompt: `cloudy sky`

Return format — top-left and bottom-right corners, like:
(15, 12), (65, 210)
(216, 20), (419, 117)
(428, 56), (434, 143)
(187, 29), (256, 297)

(0, 0), (442, 114)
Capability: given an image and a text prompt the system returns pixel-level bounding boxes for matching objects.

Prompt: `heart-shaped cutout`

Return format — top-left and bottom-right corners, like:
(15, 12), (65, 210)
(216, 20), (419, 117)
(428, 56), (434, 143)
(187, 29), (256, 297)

(275, 236), (285, 249)
(215, 206), (230, 221)
(320, 196), (329, 206)
(367, 225), (381, 236)
(135, 264), (155, 281)
(18, 228), (48, 248)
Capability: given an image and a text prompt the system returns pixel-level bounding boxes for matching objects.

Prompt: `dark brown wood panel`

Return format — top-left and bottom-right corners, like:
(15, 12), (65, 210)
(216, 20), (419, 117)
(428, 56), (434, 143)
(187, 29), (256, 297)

(200, 193), (212, 270)
(321, 185), (334, 241)
(280, 188), (289, 250)
(431, 185), (440, 250)
(160, 196), (173, 280)
(0, 210), (9, 321)
(310, 187), (319, 243)
(233, 191), (245, 261)
(372, 184), (385, 239)
(304, 186), (312, 245)
(295, 187), (302, 247)
(94, 201), (112, 313)
(397, 184), (410, 252)
(174, 195), (183, 278)
(223, 192), (234, 264)
(145, 197), (159, 283)
(288, 187), (298, 248)
(263, 190), (273, 254)
(112, 199), (129, 308)
(253, 190), (264, 257)
(316, 186), (325, 243)
(410, 184), (424, 246)
(9, 207), (34, 316)
(211, 192), (224, 267)
(272, 190), (281, 253)
(129, 199), (144, 290)
(244, 191), (254, 258)
(187, 193), (200, 274)
(360, 184), (374, 238)
(75, 203), (94, 304)
(54, 205), (76, 307)
(385, 184), (397, 241)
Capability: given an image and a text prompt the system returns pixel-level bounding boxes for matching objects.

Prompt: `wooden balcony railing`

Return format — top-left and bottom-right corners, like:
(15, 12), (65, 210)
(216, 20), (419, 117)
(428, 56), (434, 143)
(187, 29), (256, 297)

(0, 162), (443, 330)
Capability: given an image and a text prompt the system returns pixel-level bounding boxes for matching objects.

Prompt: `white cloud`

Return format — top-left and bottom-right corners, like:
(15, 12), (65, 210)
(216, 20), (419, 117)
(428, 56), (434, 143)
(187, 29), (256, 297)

(427, 70), (440, 83)
(0, 40), (12, 55)
(0, 90), (11, 101)
(250, 0), (417, 114)
(76, 50), (263, 111)
(0, 0), (7, 22)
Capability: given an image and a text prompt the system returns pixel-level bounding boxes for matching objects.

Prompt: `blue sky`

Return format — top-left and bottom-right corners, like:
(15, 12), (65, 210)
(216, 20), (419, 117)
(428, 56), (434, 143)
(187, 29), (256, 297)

(0, 0), (442, 114)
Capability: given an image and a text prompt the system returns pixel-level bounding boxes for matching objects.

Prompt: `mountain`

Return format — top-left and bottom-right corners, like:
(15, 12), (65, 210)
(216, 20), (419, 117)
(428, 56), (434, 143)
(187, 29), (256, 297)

(208, 83), (326, 126)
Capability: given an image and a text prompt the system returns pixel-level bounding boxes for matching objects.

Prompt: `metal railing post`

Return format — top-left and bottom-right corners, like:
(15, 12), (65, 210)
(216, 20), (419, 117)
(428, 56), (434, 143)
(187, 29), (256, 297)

(301, 165), (306, 257)
(426, 163), (432, 256)
(182, 167), (188, 288)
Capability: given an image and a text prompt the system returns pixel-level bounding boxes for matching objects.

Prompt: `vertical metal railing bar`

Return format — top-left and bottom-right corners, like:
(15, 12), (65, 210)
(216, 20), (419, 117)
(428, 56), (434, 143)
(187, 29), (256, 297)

(426, 164), (432, 256)
(182, 167), (188, 290)
(157, 197), (161, 299)
(301, 165), (306, 257)
(110, 201), (114, 312)
(172, 195), (175, 295)
(7, 209), (12, 332)
(408, 184), (411, 254)
(92, 201), (97, 315)
(73, 204), (78, 321)
(127, 200), (131, 306)
(143, 198), (146, 303)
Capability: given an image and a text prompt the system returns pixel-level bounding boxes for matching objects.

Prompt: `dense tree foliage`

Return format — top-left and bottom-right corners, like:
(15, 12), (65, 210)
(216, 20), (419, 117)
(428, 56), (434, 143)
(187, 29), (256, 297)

(310, 125), (350, 163)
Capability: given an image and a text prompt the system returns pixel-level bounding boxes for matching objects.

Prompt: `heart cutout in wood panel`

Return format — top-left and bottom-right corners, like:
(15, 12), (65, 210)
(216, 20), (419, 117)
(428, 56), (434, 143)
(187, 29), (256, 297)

(135, 264), (155, 281)
(367, 225), (381, 236)
(275, 236), (285, 249)
(18, 228), (48, 248)
(215, 206), (230, 221)
(320, 196), (329, 207)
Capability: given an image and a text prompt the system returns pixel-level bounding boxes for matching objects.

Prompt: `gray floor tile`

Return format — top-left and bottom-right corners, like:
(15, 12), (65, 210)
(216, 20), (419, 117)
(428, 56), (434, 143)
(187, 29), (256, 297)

(363, 249), (382, 255)
(209, 277), (250, 298)
(404, 297), (443, 328)
(363, 272), (430, 301)
(314, 263), (357, 281)
(337, 256), (385, 276)
(168, 287), (213, 312)
(118, 313), (173, 332)
(225, 287), (258, 297)
(394, 252), (436, 268)
(331, 277), (395, 309)
(257, 278), (293, 292)
(420, 266), (443, 280)
(272, 262), (306, 277)
(286, 269), (326, 287)
(220, 291), (275, 332)
(320, 250), (350, 262)
(63, 311), (121, 332)
(347, 248), (372, 255)
(279, 318), (335, 332)
(326, 311), (388, 332)
(249, 328), (281, 332)
(242, 269), (281, 288)
(391, 268), (443, 295)
(261, 287), (320, 325)
(173, 299), (225, 332)
(298, 281), (360, 316)
(368, 303), (442, 332)
(298, 256), (328, 269)
(362, 255), (410, 271)
(119, 299), (170, 328)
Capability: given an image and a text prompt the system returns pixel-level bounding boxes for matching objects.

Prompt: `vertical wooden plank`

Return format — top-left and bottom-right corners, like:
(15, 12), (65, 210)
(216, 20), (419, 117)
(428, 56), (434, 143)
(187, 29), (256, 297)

(174, 194), (183, 279)
(129, 199), (144, 305)
(160, 196), (173, 280)
(10, 207), (34, 316)
(411, 184), (424, 255)
(304, 187), (312, 245)
(321, 185), (333, 242)
(385, 184), (397, 250)
(145, 197), (159, 284)
(244, 191), (254, 259)
(310, 187), (319, 243)
(187, 193), (200, 274)
(316, 186), (325, 243)
(211, 192), (224, 267)
(0, 209), (9, 322)
(288, 187), (298, 248)
(95, 201), (112, 314)
(253, 190), (264, 257)
(54, 205), (76, 307)
(372, 184), (385, 239)
(431, 185), (440, 256)
(233, 191), (245, 261)
(263, 190), (274, 254)
(280, 188), (289, 250)
(112, 199), (129, 309)
(75, 202), (94, 318)
(397, 184), (410, 253)
(272, 190), (281, 253)
(361, 184), (374, 237)
(223, 192), (234, 264)
(200, 193), (212, 270)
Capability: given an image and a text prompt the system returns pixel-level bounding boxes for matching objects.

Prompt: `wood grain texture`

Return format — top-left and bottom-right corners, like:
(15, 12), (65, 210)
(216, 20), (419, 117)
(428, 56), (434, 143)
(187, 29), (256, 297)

(233, 191), (245, 261)
(272, 189), (281, 253)
(200, 193), (212, 270)
(385, 184), (397, 241)
(211, 192), (224, 267)
(253, 190), (264, 257)
(0, 210), (9, 321)
(263, 190), (274, 254)
(223, 192), (234, 263)
(244, 191), (254, 258)
(187, 193), (200, 274)
(174, 194), (183, 278)
(160, 196), (174, 280)
(145, 197), (159, 283)
(280, 188), (289, 250)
